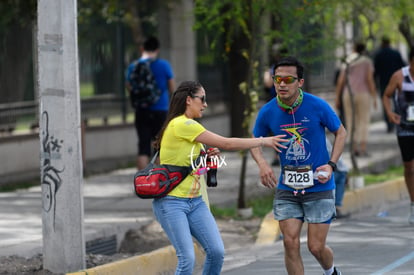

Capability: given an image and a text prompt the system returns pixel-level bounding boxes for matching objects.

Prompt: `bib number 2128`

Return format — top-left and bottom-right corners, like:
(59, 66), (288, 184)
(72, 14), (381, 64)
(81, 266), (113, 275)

(284, 165), (314, 189)
(287, 172), (311, 183)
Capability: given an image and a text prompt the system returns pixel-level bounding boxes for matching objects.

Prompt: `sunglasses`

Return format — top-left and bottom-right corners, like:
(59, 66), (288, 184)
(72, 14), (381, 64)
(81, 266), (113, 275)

(272, 75), (298, 84)
(192, 95), (206, 103)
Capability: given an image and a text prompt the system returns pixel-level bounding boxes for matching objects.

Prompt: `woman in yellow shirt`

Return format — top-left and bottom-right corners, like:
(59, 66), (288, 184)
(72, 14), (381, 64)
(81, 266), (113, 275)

(152, 80), (287, 275)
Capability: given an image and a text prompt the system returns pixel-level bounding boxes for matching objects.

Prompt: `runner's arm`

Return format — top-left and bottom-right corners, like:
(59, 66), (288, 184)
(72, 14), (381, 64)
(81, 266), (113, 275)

(382, 71), (402, 125)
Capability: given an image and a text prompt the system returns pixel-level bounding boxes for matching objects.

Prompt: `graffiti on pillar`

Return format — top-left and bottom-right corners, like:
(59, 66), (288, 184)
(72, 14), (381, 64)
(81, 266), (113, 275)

(40, 111), (64, 230)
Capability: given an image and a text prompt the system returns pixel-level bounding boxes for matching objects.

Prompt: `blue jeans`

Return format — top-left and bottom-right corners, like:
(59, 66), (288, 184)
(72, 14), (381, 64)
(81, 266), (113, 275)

(334, 171), (347, 207)
(152, 196), (224, 275)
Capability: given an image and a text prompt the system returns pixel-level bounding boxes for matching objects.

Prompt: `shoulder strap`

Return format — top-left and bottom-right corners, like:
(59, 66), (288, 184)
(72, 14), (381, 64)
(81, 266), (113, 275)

(140, 58), (156, 65)
(348, 54), (361, 66)
(155, 150), (203, 170)
(150, 151), (159, 164)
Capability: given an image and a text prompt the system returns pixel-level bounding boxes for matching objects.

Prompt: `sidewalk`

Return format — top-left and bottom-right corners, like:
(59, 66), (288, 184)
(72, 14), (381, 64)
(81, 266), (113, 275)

(0, 94), (405, 274)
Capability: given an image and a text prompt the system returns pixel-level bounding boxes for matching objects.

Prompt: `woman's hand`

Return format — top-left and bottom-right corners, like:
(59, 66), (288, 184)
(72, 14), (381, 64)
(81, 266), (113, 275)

(207, 147), (220, 157)
(263, 135), (288, 153)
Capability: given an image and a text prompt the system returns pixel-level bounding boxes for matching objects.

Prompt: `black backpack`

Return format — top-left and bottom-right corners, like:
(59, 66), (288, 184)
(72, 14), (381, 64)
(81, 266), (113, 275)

(129, 59), (161, 109)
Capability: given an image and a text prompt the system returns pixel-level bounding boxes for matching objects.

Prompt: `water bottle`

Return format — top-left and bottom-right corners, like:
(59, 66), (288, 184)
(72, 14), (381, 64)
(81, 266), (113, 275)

(206, 156), (218, 187)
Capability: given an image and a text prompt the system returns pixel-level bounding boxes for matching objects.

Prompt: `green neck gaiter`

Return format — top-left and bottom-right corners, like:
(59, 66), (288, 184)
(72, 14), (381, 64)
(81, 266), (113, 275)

(276, 88), (303, 114)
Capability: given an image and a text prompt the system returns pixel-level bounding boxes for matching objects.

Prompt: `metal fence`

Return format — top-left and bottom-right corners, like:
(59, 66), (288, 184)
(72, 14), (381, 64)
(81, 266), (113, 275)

(0, 94), (133, 133)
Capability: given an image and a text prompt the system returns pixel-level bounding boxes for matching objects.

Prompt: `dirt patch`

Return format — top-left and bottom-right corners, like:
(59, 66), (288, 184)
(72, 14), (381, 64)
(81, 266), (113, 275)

(118, 220), (171, 254)
(0, 217), (262, 274)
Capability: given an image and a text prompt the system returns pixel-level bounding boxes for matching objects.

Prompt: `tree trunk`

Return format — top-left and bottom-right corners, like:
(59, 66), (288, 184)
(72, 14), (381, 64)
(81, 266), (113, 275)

(228, 32), (250, 138)
(0, 23), (33, 103)
(126, 0), (144, 47)
(237, 151), (248, 209)
(398, 14), (414, 51)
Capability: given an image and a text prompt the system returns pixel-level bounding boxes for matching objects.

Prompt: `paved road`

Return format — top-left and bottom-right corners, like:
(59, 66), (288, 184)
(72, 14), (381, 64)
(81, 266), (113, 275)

(222, 199), (414, 275)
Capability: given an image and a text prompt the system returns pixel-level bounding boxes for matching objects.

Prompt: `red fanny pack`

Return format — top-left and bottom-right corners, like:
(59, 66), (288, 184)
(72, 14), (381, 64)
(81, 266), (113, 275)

(134, 152), (193, 199)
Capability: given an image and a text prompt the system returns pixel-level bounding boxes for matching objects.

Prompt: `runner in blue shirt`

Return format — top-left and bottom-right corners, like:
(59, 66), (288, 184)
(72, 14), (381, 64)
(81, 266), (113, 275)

(251, 56), (347, 275)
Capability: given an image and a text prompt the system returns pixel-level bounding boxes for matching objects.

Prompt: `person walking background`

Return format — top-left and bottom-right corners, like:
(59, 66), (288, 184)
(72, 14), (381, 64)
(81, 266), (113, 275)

(152, 80), (288, 275)
(126, 36), (175, 170)
(382, 49), (414, 225)
(335, 42), (377, 157)
(374, 36), (405, 133)
(251, 56), (347, 275)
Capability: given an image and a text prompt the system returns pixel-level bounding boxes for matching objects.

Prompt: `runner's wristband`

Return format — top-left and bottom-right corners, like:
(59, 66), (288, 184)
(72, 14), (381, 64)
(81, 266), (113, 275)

(327, 160), (337, 171)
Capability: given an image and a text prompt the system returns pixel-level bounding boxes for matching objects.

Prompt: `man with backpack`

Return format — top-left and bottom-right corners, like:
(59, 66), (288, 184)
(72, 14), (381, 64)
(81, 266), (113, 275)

(126, 36), (175, 170)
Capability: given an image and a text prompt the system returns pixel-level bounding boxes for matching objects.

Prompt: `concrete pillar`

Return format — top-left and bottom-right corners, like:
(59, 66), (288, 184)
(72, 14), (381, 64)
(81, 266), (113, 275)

(37, 0), (85, 273)
(159, 0), (196, 84)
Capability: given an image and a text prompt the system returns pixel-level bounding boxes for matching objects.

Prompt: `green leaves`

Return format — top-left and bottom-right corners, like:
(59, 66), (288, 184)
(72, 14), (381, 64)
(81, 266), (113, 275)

(0, 0), (36, 30)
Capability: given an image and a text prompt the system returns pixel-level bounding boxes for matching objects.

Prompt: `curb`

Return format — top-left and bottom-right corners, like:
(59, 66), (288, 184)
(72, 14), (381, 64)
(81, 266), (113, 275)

(342, 177), (407, 214)
(66, 243), (204, 275)
(255, 177), (406, 246)
(255, 212), (280, 246)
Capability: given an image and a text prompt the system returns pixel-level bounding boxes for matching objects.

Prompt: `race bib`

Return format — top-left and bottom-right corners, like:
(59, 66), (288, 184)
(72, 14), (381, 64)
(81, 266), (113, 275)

(283, 165), (314, 189)
(407, 105), (414, 121)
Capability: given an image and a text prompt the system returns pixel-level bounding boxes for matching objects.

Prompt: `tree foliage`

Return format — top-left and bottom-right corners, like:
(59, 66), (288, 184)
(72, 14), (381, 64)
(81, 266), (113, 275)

(0, 0), (36, 31)
(194, 0), (342, 65)
(192, 0), (414, 208)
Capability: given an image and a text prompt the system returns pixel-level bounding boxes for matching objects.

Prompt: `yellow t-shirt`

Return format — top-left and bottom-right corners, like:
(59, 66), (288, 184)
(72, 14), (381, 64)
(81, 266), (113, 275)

(160, 115), (206, 198)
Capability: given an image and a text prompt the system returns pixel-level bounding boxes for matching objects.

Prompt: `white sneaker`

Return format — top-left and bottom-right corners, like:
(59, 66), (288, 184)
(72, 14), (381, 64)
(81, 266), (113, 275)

(325, 267), (341, 275)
